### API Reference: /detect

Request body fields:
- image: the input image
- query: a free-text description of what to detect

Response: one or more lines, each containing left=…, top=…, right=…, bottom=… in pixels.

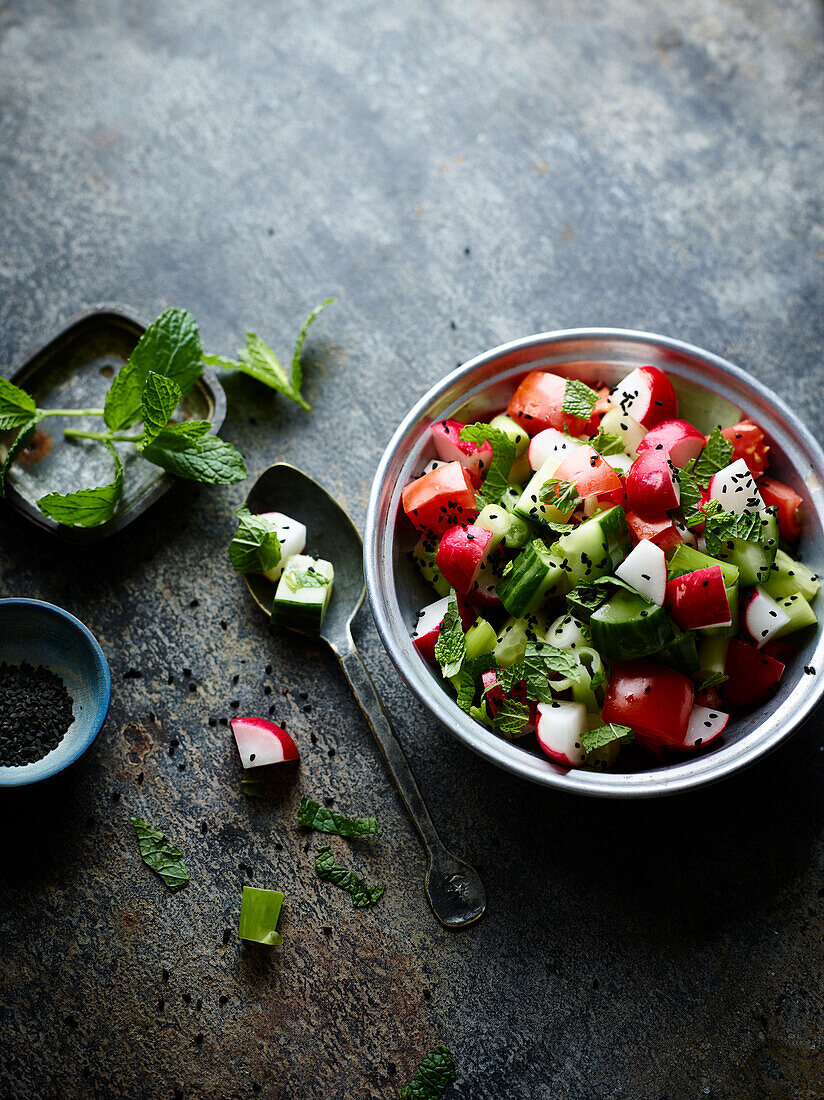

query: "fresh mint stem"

left=38, top=407, right=105, bottom=419
left=63, top=428, right=142, bottom=443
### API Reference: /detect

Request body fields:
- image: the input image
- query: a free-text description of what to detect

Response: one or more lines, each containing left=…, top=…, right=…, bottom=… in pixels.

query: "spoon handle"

left=337, top=645, right=486, bottom=928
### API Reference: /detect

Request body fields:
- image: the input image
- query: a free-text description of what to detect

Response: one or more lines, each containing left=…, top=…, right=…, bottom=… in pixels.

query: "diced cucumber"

left=667, top=544, right=739, bottom=589
left=497, top=539, right=570, bottom=617
left=569, top=647, right=606, bottom=711
left=599, top=407, right=647, bottom=455
left=656, top=624, right=700, bottom=674
left=514, top=457, right=573, bottom=529
left=488, top=414, right=529, bottom=457
left=546, top=612, right=591, bottom=649
left=698, top=635, right=730, bottom=678
left=714, top=512, right=778, bottom=587
left=465, top=617, right=498, bottom=659
left=589, top=587, right=675, bottom=659
left=410, top=535, right=450, bottom=597
left=494, top=614, right=548, bottom=667
left=550, top=506, right=630, bottom=585
left=507, top=452, right=532, bottom=486
left=762, top=548, right=820, bottom=602
left=475, top=504, right=512, bottom=552
left=271, top=555, right=334, bottom=633
left=773, top=592, right=818, bottom=638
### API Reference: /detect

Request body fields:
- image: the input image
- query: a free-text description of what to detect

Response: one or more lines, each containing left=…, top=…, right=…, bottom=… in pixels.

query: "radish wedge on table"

left=231, top=717, right=299, bottom=768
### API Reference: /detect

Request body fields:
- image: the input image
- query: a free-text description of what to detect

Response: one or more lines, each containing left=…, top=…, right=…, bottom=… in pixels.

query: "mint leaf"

left=692, top=426, right=733, bottom=486
left=589, top=428, right=626, bottom=457
left=678, top=464, right=705, bottom=525
left=241, top=775, right=264, bottom=798
left=703, top=506, right=765, bottom=555
left=562, top=378, right=599, bottom=419
left=140, top=430, right=246, bottom=484
left=492, top=696, right=531, bottom=735
left=131, top=816, right=189, bottom=892
left=459, top=423, right=516, bottom=506
left=540, top=478, right=583, bottom=514
left=580, top=723, right=633, bottom=753
left=291, top=297, right=336, bottom=406
left=434, top=589, right=466, bottom=679
left=698, top=672, right=728, bottom=693
left=0, top=377, right=36, bottom=430
left=297, top=797, right=378, bottom=837
left=399, top=1045, right=456, bottom=1100
left=453, top=666, right=478, bottom=712
left=521, top=642, right=556, bottom=704
left=140, top=371, right=181, bottom=444
left=314, top=845, right=385, bottom=907
left=105, top=309, right=202, bottom=429
left=229, top=508, right=282, bottom=575
left=38, top=442, right=123, bottom=527
left=533, top=642, right=582, bottom=680
left=0, top=417, right=38, bottom=497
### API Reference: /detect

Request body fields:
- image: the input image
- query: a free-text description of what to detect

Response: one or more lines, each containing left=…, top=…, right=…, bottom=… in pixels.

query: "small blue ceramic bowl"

left=0, top=599, right=111, bottom=787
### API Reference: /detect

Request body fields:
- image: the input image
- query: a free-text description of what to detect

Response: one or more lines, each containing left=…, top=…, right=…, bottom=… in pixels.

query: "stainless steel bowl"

left=364, top=329, right=824, bottom=797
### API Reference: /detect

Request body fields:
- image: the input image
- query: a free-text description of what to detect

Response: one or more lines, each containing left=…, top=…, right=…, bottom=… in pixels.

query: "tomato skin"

left=602, top=659, right=694, bottom=746
left=758, top=476, right=803, bottom=541
left=506, top=372, right=589, bottom=436
left=625, top=510, right=682, bottom=552
left=720, top=421, right=769, bottom=477
left=401, top=461, right=478, bottom=532
left=553, top=445, right=622, bottom=498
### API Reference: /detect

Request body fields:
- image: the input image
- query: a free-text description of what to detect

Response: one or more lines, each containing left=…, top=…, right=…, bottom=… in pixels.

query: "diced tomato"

left=723, top=639, right=784, bottom=708
left=401, top=461, right=478, bottom=533
left=758, top=476, right=803, bottom=542
left=506, top=371, right=589, bottom=437
left=720, top=421, right=769, bottom=478
left=585, top=386, right=613, bottom=435
left=625, top=509, right=682, bottom=553
left=553, top=445, right=622, bottom=499
left=602, top=659, right=694, bottom=746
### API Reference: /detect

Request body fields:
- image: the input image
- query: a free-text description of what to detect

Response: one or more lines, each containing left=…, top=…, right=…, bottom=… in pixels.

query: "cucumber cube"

left=272, top=554, right=334, bottom=633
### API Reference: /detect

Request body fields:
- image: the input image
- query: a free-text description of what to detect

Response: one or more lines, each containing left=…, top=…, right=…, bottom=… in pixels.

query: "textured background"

left=2, top=0, right=824, bottom=1097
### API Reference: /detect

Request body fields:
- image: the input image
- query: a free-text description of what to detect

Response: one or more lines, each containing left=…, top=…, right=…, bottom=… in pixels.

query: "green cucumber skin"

left=773, top=592, right=818, bottom=639
left=763, top=548, right=820, bottom=602
left=657, top=626, right=701, bottom=674
left=497, top=539, right=570, bottom=618
left=589, top=588, right=675, bottom=660
left=667, top=545, right=739, bottom=588
left=551, top=506, right=630, bottom=586
left=271, top=599, right=325, bottom=632
left=714, top=513, right=779, bottom=587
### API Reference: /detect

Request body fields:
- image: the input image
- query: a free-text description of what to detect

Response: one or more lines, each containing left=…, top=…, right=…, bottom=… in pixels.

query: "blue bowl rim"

left=0, top=598, right=111, bottom=787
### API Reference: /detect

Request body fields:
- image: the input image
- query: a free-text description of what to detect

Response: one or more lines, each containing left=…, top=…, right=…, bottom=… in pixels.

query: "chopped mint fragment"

left=131, top=817, right=190, bottom=892
left=229, top=508, right=282, bottom=575
left=459, top=423, right=516, bottom=506
left=399, top=1044, right=456, bottom=1100
left=434, top=589, right=466, bottom=680
left=703, top=505, right=765, bottom=555
left=283, top=565, right=331, bottom=592
left=589, top=428, right=626, bottom=456
left=580, top=723, right=633, bottom=753
left=297, top=797, right=378, bottom=837
left=492, top=696, right=531, bottom=736
left=562, top=378, right=599, bottom=419
left=698, top=672, right=728, bottom=693
left=539, top=478, right=583, bottom=514
left=314, top=845, right=386, bottom=908
left=692, top=426, right=733, bottom=485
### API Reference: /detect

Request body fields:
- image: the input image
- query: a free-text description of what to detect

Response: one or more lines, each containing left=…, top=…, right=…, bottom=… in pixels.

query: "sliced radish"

left=610, top=366, right=678, bottom=429
left=708, top=458, right=765, bottom=515
left=615, top=539, right=667, bottom=606
left=602, top=452, right=633, bottom=475
left=672, top=518, right=697, bottom=548
left=257, top=512, right=307, bottom=582
left=535, top=701, right=588, bottom=765
left=421, top=458, right=447, bottom=476
left=626, top=450, right=680, bottom=513
left=411, top=595, right=473, bottom=662
left=635, top=419, right=705, bottom=468
left=744, top=587, right=791, bottom=648
left=528, top=428, right=583, bottom=472
left=436, top=524, right=494, bottom=596
left=666, top=566, right=731, bottom=630
left=231, top=716, right=299, bottom=769
left=724, top=639, right=785, bottom=707
left=431, top=419, right=494, bottom=486
left=464, top=560, right=503, bottom=612
left=679, top=705, right=728, bottom=750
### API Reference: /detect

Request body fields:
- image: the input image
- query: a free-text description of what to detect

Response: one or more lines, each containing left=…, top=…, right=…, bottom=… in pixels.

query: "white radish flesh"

left=745, top=587, right=791, bottom=648
left=682, top=705, right=728, bottom=750
left=709, top=459, right=765, bottom=515
left=615, top=539, right=667, bottom=606
left=258, top=512, right=308, bottom=581
left=421, top=458, right=447, bottom=476
left=528, top=428, right=583, bottom=472
left=602, top=452, right=633, bottom=474
left=231, top=717, right=299, bottom=768
left=412, top=596, right=450, bottom=641
left=536, top=701, right=588, bottom=766
left=546, top=613, right=589, bottom=649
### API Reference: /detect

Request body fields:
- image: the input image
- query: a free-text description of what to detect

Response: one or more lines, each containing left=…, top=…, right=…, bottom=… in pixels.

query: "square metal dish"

left=1, top=304, right=226, bottom=540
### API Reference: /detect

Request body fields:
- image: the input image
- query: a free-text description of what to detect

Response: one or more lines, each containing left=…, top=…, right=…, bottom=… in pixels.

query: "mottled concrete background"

left=1, top=1, right=824, bottom=1097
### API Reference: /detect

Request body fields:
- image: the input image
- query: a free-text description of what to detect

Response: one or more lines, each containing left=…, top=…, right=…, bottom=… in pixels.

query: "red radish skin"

left=634, top=731, right=668, bottom=761
left=506, top=371, right=590, bottom=436
left=401, top=461, right=478, bottom=533
left=436, top=524, right=494, bottom=595
left=412, top=595, right=474, bottom=664
left=611, top=366, right=678, bottom=429
left=625, top=510, right=683, bottom=553
left=678, top=705, right=729, bottom=751
left=584, top=386, right=613, bottom=434
left=554, top=445, right=622, bottom=499
left=430, top=419, right=494, bottom=487
left=723, top=639, right=785, bottom=707
left=231, top=717, right=299, bottom=769
left=602, top=660, right=694, bottom=747
left=666, top=566, right=731, bottom=631
left=626, top=450, right=680, bottom=513
left=636, top=419, right=705, bottom=468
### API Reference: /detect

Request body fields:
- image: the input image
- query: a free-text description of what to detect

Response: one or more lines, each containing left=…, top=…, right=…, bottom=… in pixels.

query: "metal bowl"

left=364, top=329, right=824, bottom=797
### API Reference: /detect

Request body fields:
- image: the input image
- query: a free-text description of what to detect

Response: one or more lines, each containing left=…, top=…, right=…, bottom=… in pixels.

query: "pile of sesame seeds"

left=0, top=661, right=74, bottom=767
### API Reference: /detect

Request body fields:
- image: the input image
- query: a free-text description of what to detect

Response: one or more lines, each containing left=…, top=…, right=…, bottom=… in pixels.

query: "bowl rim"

left=0, top=597, right=111, bottom=787
left=364, top=326, right=824, bottom=798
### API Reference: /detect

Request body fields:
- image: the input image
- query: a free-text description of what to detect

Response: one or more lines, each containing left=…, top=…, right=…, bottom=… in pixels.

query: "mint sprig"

left=459, top=423, right=516, bottom=506
left=399, top=1045, right=456, bottom=1100
left=297, top=797, right=378, bottom=837
left=580, top=723, right=633, bottom=753
left=434, top=589, right=466, bottom=679
left=562, top=378, right=599, bottom=419
left=0, top=377, right=37, bottom=431
left=38, top=442, right=124, bottom=527
left=140, top=428, right=247, bottom=485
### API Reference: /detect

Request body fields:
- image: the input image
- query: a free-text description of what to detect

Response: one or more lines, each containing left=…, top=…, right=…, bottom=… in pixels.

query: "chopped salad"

left=401, top=365, right=819, bottom=770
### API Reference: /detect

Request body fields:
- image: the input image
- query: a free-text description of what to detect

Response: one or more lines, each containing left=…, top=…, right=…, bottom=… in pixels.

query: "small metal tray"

left=1, top=304, right=226, bottom=540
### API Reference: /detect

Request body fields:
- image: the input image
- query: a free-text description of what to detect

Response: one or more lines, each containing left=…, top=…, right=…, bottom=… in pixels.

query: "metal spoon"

left=243, top=463, right=486, bottom=928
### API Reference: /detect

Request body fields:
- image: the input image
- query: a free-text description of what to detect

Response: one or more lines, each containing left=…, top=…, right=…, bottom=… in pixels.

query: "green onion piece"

left=238, top=885, right=284, bottom=946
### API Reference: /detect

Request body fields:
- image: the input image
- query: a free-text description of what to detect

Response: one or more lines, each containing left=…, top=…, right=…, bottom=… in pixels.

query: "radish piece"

left=431, top=419, right=494, bottom=485
left=602, top=452, right=633, bottom=475
left=673, top=518, right=697, bottom=548
left=535, top=701, right=588, bottom=765
left=610, top=366, right=678, bottom=428
left=546, top=612, right=589, bottom=649
left=411, top=596, right=451, bottom=664
left=626, top=450, right=680, bottom=513
left=666, top=566, right=731, bottom=630
left=708, top=458, right=765, bottom=515
left=615, top=538, right=667, bottom=606
left=680, top=705, right=728, bottom=750
left=257, top=512, right=307, bottom=582
left=528, top=428, right=583, bottom=472
left=724, top=639, right=784, bottom=707
left=635, top=419, right=705, bottom=468
left=744, top=587, right=791, bottom=648
left=421, top=458, right=446, bottom=476
left=231, top=716, right=299, bottom=769
left=465, top=561, right=503, bottom=612
left=436, top=524, right=494, bottom=595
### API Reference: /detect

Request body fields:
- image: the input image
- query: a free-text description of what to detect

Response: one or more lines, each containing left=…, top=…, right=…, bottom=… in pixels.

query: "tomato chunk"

left=602, top=659, right=694, bottom=746
left=720, top=421, right=769, bottom=477
left=758, top=476, right=803, bottom=542
left=553, top=445, right=622, bottom=499
left=506, top=371, right=589, bottom=436
left=401, top=461, right=478, bottom=533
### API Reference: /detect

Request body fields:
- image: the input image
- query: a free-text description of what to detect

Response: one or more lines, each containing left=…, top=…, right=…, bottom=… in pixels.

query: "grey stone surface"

left=1, top=0, right=824, bottom=1096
